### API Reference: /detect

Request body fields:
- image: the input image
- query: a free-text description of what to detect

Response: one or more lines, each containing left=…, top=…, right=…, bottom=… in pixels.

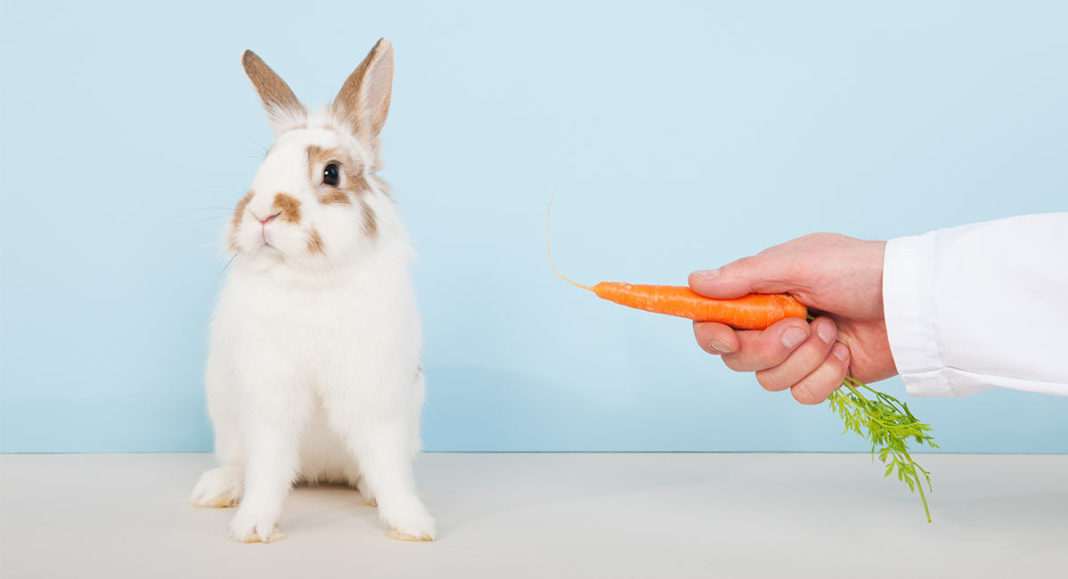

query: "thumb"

left=688, top=255, right=797, bottom=299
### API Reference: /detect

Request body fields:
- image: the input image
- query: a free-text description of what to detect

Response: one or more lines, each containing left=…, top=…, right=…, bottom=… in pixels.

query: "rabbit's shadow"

left=277, top=483, right=378, bottom=536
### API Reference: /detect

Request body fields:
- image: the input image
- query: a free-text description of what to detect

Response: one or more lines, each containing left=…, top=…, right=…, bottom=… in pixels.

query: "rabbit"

left=190, top=38, right=436, bottom=543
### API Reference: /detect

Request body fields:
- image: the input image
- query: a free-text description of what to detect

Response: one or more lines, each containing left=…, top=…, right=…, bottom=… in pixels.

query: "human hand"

left=689, top=233, right=897, bottom=404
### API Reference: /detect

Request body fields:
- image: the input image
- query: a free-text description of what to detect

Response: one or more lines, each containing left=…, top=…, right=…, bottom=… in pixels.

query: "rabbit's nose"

left=256, top=212, right=280, bottom=225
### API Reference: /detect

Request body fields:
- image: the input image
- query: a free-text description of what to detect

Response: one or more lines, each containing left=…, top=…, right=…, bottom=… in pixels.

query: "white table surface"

left=1, top=452, right=1065, bottom=578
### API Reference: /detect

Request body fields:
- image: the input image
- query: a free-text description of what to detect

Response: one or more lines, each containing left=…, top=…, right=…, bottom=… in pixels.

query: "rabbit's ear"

left=242, top=50, right=307, bottom=133
left=333, top=38, right=394, bottom=139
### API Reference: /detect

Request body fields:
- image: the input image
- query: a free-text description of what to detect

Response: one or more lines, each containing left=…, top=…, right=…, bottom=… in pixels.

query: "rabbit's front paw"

left=191, top=465, right=244, bottom=508
left=382, top=500, right=437, bottom=542
left=229, top=507, right=285, bottom=544
left=356, top=477, right=377, bottom=507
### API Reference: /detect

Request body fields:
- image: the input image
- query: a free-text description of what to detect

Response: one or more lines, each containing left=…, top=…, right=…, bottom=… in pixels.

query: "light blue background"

left=2, top=1, right=1065, bottom=453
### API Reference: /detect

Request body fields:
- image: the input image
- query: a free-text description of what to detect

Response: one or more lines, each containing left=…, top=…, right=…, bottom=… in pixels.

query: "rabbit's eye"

left=323, top=163, right=340, bottom=187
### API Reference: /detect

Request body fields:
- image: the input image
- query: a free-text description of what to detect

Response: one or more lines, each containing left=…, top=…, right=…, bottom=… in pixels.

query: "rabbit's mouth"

left=247, top=239, right=283, bottom=260
left=259, top=243, right=282, bottom=255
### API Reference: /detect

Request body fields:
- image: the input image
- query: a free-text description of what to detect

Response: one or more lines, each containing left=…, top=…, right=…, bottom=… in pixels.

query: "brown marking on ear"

left=332, top=38, right=394, bottom=138
left=307, top=228, right=325, bottom=254
left=360, top=197, right=378, bottom=239
left=242, top=51, right=307, bottom=118
left=272, top=193, right=302, bottom=223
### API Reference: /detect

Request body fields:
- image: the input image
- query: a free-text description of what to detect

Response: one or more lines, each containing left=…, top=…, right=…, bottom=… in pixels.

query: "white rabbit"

left=190, top=38, right=435, bottom=543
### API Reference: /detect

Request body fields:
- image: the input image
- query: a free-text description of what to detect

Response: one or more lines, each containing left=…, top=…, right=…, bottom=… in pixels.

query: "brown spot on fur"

left=232, top=191, right=253, bottom=228
left=307, top=228, right=325, bottom=254
left=345, top=164, right=372, bottom=196
left=230, top=191, right=254, bottom=250
left=306, top=144, right=374, bottom=204
left=320, top=189, right=351, bottom=205
left=272, top=193, right=302, bottom=223
left=304, top=143, right=379, bottom=239
left=306, top=145, right=345, bottom=186
left=360, top=197, right=378, bottom=239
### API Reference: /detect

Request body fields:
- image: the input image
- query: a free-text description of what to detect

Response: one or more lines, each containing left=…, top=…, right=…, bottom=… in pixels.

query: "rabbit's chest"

left=220, top=280, right=413, bottom=353
left=238, top=291, right=398, bottom=341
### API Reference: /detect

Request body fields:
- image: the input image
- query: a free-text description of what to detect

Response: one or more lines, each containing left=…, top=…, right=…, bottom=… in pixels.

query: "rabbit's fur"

left=191, top=39, right=435, bottom=543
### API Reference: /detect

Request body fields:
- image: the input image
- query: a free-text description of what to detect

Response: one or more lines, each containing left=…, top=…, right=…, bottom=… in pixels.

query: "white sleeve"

left=882, top=212, right=1068, bottom=397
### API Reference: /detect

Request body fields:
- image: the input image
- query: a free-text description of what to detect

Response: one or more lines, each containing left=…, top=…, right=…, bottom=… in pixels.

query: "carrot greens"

left=829, top=376, right=937, bottom=522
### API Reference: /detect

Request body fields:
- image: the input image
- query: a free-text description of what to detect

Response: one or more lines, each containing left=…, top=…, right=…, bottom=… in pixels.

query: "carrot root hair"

left=546, top=186, right=594, bottom=291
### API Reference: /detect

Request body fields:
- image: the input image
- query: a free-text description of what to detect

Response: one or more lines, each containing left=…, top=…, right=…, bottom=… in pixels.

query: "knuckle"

left=755, top=346, right=789, bottom=370
left=721, top=354, right=748, bottom=372
left=782, top=341, right=822, bottom=372
left=800, top=232, right=845, bottom=245
left=725, top=255, right=760, bottom=275
left=752, top=350, right=778, bottom=369
left=728, top=256, right=752, bottom=270
left=790, top=390, right=820, bottom=403
left=791, top=357, right=847, bottom=405
left=755, top=371, right=787, bottom=392
left=824, top=346, right=850, bottom=378
left=830, top=358, right=849, bottom=385
left=791, top=383, right=825, bottom=405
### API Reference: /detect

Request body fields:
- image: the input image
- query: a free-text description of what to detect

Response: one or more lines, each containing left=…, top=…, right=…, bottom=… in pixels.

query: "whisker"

left=188, top=206, right=238, bottom=213
left=222, top=253, right=237, bottom=274
left=190, top=216, right=230, bottom=224
left=197, top=185, right=247, bottom=196
left=245, top=136, right=270, bottom=156
left=317, top=247, right=339, bottom=275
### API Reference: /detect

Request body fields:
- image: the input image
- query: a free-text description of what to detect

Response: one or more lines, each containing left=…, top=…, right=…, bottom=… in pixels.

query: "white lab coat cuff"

left=883, top=232, right=957, bottom=397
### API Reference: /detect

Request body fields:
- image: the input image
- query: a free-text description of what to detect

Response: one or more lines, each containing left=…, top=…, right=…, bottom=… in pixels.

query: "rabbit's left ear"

left=242, top=50, right=307, bottom=133
left=333, top=38, right=394, bottom=139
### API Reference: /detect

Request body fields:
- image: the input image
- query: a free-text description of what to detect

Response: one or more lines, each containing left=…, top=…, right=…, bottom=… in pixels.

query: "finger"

left=720, top=317, right=811, bottom=372
left=754, top=317, right=838, bottom=392
left=688, top=255, right=798, bottom=299
left=693, top=322, right=739, bottom=355
left=790, top=342, right=851, bottom=405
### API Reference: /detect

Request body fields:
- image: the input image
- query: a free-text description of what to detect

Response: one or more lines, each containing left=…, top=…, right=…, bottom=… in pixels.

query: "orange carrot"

left=589, top=283, right=806, bottom=330
left=547, top=189, right=808, bottom=330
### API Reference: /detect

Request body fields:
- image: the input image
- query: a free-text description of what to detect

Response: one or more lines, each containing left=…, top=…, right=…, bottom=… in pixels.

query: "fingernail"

left=782, top=327, right=806, bottom=349
left=692, top=268, right=720, bottom=279
left=832, top=343, right=850, bottom=362
left=708, top=338, right=733, bottom=354
left=817, top=320, right=836, bottom=343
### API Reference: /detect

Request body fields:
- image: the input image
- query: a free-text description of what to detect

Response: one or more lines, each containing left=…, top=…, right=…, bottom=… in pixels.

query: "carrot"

left=546, top=190, right=808, bottom=330
left=590, top=283, right=805, bottom=330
